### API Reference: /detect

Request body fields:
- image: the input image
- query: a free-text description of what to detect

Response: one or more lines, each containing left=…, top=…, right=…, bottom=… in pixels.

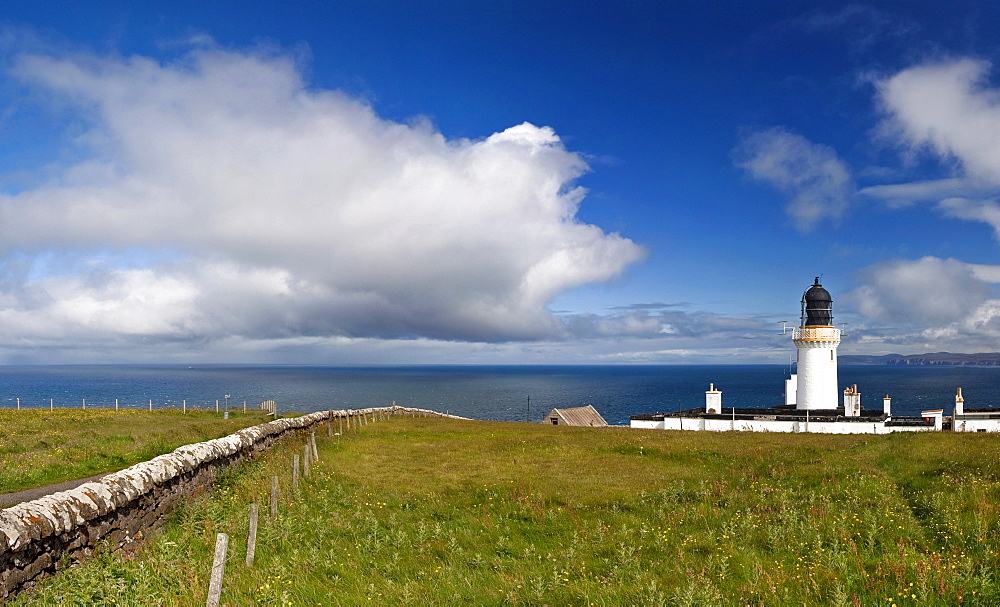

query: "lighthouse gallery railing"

left=791, top=326, right=841, bottom=341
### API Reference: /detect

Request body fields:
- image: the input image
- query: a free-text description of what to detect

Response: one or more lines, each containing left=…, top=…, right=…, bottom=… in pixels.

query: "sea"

left=0, top=364, right=996, bottom=426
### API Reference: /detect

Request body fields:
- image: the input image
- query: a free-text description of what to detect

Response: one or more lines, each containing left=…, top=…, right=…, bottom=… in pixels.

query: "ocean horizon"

left=0, top=364, right=995, bottom=426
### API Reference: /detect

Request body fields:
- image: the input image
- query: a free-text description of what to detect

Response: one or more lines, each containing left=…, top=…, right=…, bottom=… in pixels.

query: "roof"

left=544, top=405, right=608, bottom=427
left=802, top=277, right=833, bottom=326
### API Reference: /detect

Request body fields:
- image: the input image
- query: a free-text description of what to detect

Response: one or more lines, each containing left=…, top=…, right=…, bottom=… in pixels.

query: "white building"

left=791, top=278, right=840, bottom=410
left=630, top=278, right=1000, bottom=434
left=630, top=381, right=936, bottom=434
left=952, top=387, right=1000, bottom=432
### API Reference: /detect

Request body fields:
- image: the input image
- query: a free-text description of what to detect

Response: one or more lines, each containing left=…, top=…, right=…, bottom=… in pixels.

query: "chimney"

left=843, top=385, right=861, bottom=417
left=705, top=383, right=722, bottom=415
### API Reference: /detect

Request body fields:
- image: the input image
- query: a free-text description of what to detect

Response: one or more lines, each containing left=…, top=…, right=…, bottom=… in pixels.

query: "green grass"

left=13, top=417, right=1000, bottom=605
left=0, top=408, right=272, bottom=494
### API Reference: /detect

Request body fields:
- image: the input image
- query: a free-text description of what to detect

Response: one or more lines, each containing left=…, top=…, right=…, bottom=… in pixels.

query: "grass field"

left=11, top=415, right=1000, bottom=605
left=0, top=408, right=273, bottom=494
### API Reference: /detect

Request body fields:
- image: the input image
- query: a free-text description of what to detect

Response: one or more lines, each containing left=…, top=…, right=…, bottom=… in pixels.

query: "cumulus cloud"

left=877, top=58, right=1000, bottom=183
left=847, top=257, right=993, bottom=325
left=733, top=127, right=854, bottom=231
left=0, top=43, right=645, bottom=351
left=837, top=257, right=1000, bottom=354
left=861, top=58, right=1000, bottom=237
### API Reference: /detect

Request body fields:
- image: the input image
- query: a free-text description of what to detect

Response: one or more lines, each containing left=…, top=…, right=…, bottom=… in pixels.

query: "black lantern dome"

left=800, top=277, right=833, bottom=327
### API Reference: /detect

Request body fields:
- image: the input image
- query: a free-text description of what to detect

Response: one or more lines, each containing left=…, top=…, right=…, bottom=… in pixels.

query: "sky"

left=0, top=1, right=998, bottom=364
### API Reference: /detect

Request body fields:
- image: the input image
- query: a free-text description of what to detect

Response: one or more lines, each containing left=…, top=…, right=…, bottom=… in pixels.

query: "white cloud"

left=835, top=257, right=1000, bottom=355
left=847, top=256, right=993, bottom=325
left=877, top=58, right=1000, bottom=184
left=859, top=59, right=1000, bottom=243
left=968, top=263, right=1000, bottom=283
left=935, top=197, right=1000, bottom=240
left=734, top=127, right=854, bottom=231
left=0, top=43, right=645, bottom=351
left=859, top=177, right=987, bottom=207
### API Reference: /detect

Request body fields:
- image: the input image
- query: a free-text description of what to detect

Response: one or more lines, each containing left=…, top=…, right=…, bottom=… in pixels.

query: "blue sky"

left=0, top=1, right=998, bottom=364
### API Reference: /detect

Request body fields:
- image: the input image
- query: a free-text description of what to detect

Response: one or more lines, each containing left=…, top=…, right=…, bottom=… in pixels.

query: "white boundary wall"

left=631, top=417, right=934, bottom=434
left=955, top=417, right=1000, bottom=432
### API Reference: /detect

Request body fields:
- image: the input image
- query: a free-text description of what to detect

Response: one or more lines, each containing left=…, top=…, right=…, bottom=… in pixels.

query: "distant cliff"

left=840, top=352, right=1000, bottom=366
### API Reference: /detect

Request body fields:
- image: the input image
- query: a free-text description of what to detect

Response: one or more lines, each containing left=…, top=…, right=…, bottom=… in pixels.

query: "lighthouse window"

left=830, top=350, right=834, bottom=361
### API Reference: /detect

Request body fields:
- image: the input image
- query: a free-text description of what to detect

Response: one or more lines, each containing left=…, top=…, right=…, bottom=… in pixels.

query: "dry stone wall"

left=0, top=410, right=331, bottom=600
left=0, top=405, right=465, bottom=600
left=0, top=405, right=467, bottom=600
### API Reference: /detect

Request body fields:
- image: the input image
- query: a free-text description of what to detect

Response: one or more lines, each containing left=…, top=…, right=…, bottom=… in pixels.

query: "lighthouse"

left=792, top=277, right=841, bottom=410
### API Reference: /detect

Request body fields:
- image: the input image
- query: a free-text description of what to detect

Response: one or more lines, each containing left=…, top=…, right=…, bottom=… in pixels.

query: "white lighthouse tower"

left=792, top=277, right=841, bottom=410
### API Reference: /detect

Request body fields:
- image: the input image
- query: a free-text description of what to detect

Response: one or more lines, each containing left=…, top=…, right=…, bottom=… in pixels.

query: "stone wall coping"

left=1, top=410, right=322, bottom=551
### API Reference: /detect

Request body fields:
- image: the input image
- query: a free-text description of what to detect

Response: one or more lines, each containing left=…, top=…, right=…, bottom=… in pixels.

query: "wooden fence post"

left=270, top=476, right=278, bottom=517
left=206, top=532, right=229, bottom=607
left=311, top=432, right=319, bottom=462
left=303, top=442, right=311, bottom=477
left=183, top=399, right=187, bottom=414
left=293, top=454, right=300, bottom=490
left=328, top=418, right=332, bottom=437
left=246, top=504, right=259, bottom=567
